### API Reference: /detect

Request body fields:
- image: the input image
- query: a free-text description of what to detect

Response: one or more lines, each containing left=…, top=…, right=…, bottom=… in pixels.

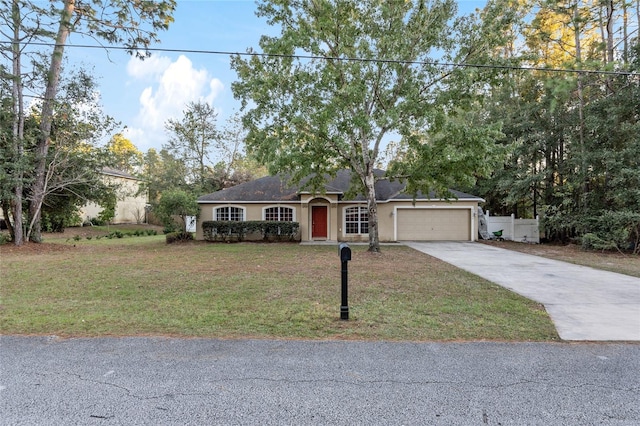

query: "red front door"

left=312, top=206, right=328, bottom=239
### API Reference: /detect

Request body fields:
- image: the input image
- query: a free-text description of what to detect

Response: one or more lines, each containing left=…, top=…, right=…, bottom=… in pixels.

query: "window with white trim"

left=264, top=206, right=294, bottom=222
left=215, top=206, right=244, bottom=221
left=345, top=206, right=368, bottom=234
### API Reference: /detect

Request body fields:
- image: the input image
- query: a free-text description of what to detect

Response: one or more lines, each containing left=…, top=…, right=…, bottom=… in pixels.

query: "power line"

left=3, top=40, right=639, bottom=77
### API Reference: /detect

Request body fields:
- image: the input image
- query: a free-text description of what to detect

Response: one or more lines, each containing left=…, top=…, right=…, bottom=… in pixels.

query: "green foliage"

left=470, top=14, right=640, bottom=246
left=164, top=101, right=220, bottom=195
left=202, top=221, right=300, bottom=242
left=140, top=148, right=190, bottom=203
left=97, top=191, right=117, bottom=225
left=0, top=232, right=11, bottom=245
left=232, top=0, right=513, bottom=251
left=578, top=211, right=640, bottom=254
left=2, top=0, right=176, bottom=243
left=155, top=189, right=199, bottom=231
left=165, top=231, right=194, bottom=244
left=41, top=203, right=82, bottom=233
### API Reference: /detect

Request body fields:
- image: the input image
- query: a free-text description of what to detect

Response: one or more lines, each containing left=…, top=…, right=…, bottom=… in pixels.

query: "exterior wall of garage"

left=390, top=201, right=479, bottom=242
left=335, top=200, right=479, bottom=243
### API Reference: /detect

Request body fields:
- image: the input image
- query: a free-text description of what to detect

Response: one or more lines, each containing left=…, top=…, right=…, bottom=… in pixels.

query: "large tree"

left=0, top=0, right=56, bottom=245
left=1, top=66, right=117, bottom=239
left=472, top=0, right=640, bottom=250
left=105, top=133, right=143, bottom=174
left=232, top=0, right=513, bottom=252
left=24, top=0, right=176, bottom=242
left=164, top=101, right=220, bottom=194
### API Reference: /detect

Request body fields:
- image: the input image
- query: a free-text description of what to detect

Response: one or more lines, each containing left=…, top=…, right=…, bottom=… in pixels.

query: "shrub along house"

left=196, top=170, right=483, bottom=243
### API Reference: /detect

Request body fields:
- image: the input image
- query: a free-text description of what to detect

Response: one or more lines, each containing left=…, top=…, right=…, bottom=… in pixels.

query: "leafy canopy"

left=232, top=0, right=512, bottom=250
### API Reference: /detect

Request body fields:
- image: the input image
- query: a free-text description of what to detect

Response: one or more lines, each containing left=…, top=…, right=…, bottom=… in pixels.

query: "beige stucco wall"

left=80, top=175, right=147, bottom=224
left=197, top=198, right=480, bottom=242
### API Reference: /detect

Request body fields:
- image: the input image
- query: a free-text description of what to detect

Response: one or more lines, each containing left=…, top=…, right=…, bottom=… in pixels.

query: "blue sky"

left=68, top=0, right=487, bottom=153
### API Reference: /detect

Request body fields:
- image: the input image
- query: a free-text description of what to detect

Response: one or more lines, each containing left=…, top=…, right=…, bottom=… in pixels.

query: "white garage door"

left=397, top=209, right=471, bottom=241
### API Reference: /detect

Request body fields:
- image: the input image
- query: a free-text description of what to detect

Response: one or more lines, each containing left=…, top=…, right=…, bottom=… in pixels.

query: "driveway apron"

left=403, top=242, right=640, bottom=341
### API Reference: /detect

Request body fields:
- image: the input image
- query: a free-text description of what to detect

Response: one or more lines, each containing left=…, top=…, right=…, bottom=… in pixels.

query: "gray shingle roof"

left=197, top=169, right=483, bottom=202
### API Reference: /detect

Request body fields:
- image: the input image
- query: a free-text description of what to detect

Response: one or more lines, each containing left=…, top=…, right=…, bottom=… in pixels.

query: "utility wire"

left=3, top=40, right=640, bottom=77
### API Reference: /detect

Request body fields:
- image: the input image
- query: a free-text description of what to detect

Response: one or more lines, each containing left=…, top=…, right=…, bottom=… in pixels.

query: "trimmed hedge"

left=202, top=221, right=300, bottom=242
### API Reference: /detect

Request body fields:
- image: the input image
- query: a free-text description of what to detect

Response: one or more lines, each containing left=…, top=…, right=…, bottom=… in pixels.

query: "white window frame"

left=262, top=206, right=296, bottom=222
left=344, top=205, right=369, bottom=235
left=214, top=206, right=245, bottom=221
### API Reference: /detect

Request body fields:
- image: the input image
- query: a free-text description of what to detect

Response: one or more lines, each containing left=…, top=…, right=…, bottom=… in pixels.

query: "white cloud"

left=126, top=55, right=173, bottom=80
left=126, top=54, right=224, bottom=150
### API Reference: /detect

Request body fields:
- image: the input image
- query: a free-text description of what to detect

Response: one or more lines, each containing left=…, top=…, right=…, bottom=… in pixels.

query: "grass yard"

left=0, top=235, right=559, bottom=341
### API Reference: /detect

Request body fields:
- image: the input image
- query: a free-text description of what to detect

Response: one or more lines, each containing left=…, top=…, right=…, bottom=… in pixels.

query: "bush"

left=202, top=221, right=300, bottom=242
left=85, top=217, right=106, bottom=226
left=579, top=211, right=640, bottom=254
left=0, top=232, right=10, bottom=245
left=155, top=190, right=199, bottom=233
left=109, top=230, right=124, bottom=239
left=163, top=224, right=177, bottom=234
left=166, top=231, right=194, bottom=244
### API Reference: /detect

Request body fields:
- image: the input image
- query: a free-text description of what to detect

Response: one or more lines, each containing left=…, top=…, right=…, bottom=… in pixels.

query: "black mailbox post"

left=338, top=243, right=351, bottom=320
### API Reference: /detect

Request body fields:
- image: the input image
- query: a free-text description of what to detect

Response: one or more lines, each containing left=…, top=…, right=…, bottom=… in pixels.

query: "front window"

left=345, top=206, right=368, bottom=234
left=264, top=206, right=294, bottom=221
left=215, top=206, right=244, bottom=221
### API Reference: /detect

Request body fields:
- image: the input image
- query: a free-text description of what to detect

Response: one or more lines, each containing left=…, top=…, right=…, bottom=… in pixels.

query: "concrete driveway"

left=403, top=242, right=640, bottom=341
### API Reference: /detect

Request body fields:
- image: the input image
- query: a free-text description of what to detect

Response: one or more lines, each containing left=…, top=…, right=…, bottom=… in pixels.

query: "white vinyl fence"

left=484, top=211, right=540, bottom=243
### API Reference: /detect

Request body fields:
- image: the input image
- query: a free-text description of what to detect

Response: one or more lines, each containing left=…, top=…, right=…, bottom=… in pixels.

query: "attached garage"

left=396, top=208, right=472, bottom=241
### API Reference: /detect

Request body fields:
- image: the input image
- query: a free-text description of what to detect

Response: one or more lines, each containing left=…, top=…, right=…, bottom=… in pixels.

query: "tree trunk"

left=637, top=0, right=640, bottom=49
left=363, top=166, right=380, bottom=253
left=27, top=0, right=75, bottom=242
left=606, top=1, right=615, bottom=65
left=622, top=1, right=628, bottom=63
left=10, top=0, right=24, bottom=245
left=573, top=2, right=588, bottom=214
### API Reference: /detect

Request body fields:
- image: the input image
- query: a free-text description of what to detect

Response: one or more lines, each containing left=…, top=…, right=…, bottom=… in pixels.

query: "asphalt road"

left=1, top=336, right=639, bottom=425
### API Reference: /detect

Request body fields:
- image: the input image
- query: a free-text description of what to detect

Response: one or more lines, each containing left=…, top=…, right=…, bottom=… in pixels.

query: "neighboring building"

left=196, top=170, right=483, bottom=243
left=81, top=168, right=148, bottom=224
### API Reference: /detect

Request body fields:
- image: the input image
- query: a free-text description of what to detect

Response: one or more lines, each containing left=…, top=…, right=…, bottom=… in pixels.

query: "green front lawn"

left=0, top=238, right=558, bottom=341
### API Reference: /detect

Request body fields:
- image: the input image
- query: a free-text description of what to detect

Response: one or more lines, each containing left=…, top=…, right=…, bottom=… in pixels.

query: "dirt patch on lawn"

left=0, top=241, right=77, bottom=255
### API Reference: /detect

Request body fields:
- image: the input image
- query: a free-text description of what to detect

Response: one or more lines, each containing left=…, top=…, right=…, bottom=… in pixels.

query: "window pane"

left=360, top=208, right=369, bottom=234
left=216, top=207, right=243, bottom=221
left=345, top=207, right=367, bottom=234
left=346, top=223, right=359, bottom=234
left=230, top=207, right=243, bottom=221
left=265, top=207, right=293, bottom=221
left=280, top=207, right=292, bottom=221
left=265, top=207, right=278, bottom=221
left=216, top=207, right=228, bottom=221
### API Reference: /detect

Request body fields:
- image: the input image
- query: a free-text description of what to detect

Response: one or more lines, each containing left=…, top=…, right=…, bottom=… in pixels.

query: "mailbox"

left=338, top=243, right=351, bottom=320
left=339, top=243, right=351, bottom=262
